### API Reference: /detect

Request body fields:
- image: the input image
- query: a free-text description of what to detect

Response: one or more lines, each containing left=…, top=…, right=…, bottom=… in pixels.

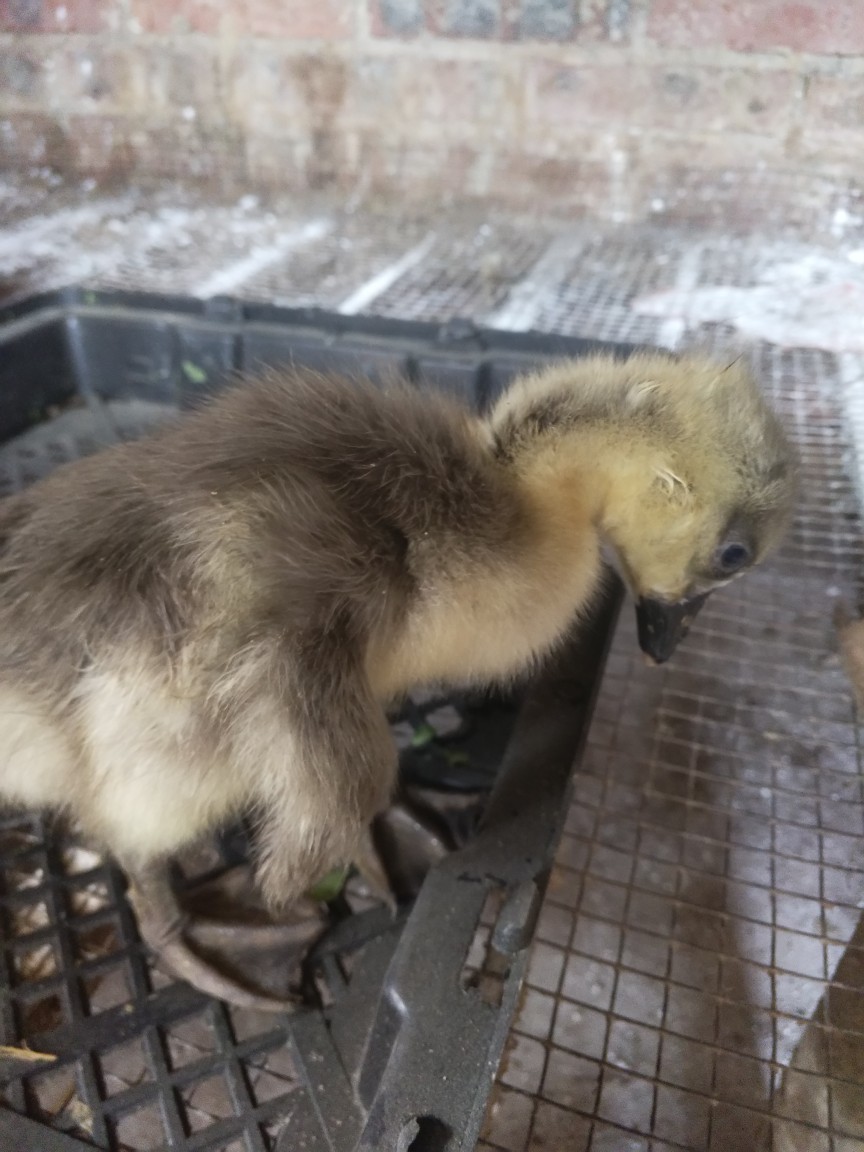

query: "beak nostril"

left=635, top=591, right=711, bottom=663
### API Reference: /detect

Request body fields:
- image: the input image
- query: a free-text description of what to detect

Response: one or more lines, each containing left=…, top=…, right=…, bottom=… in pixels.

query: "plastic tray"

left=0, top=288, right=626, bottom=1152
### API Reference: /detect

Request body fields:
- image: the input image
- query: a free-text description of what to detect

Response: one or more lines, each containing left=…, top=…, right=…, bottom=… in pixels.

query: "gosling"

left=0, top=351, right=796, bottom=1007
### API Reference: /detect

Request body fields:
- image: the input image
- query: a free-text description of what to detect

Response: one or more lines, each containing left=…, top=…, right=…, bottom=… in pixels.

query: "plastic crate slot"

left=460, top=885, right=509, bottom=1008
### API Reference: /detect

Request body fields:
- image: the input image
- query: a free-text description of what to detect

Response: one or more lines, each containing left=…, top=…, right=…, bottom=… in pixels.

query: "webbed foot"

left=126, top=860, right=326, bottom=1011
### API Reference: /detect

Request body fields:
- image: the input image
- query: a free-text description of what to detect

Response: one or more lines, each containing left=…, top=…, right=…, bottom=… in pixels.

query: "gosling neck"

left=492, top=420, right=650, bottom=537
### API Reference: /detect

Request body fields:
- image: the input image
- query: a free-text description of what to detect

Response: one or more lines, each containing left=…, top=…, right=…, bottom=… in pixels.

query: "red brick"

left=0, top=0, right=113, bottom=32
left=804, top=73, right=864, bottom=133
left=130, top=0, right=221, bottom=34
left=485, top=151, right=617, bottom=214
left=47, top=0, right=111, bottom=30
left=244, top=133, right=307, bottom=189
left=342, top=56, right=402, bottom=128
left=226, top=49, right=357, bottom=139
left=799, top=74, right=864, bottom=163
left=65, top=113, right=134, bottom=183
left=0, top=110, right=73, bottom=169
left=291, top=53, right=350, bottom=120
left=368, top=0, right=425, bottom=37
left=649, top=0, right=864, bottom=56
left=0, top=46, right=44, bottom=104
left=242, top=0, right=354, bottom=38
left=633, top=129, right=786, bottom=172
left=225, top=48, right=308, bottom=131
left=528, top=62, right=797, bottom=137
left=395, top=58, right=522, bottom=141
left=0, top=0, right=41, bottom=30
left=227, top=53, right=519, bottom=168
left=352, top=131, right=483, bottom=202
left=132, top=0, right=353, bottom=36
left=517, top=0, right=631, bottom=42
left=48, top=43, right=142, bottom=112
left=141, top=44, right=221, bottom=122
left=433, top=0, right=500, bottom=39
left=370, top=0, right=632, bottom=41
left=126, top=123, right=245, bottom=187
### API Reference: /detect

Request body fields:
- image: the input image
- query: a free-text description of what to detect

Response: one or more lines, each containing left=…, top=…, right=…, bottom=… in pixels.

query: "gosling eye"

left=715, top=541, right=752, bottom=576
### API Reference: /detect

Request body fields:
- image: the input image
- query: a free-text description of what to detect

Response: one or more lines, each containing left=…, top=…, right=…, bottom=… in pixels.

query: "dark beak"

left=635, top=591, right=711, bottom=664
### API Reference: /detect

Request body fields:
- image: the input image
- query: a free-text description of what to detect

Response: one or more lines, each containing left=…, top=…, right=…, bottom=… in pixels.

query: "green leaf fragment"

left=308, top=867, right=348, bottom=902
left=443, top=750, right=470, bottom=767
left=410, top=722, right=437, bottom=748
left=181, top=360, right=208, bottom=384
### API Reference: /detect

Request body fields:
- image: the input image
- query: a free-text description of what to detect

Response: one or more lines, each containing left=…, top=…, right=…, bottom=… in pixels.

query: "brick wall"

left=1, top=0, right=862, bottom=233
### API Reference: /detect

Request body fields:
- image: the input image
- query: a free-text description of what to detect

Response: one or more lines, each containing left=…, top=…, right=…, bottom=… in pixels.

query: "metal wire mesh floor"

left=480, top=352, right=864, bottom=1149
left=2, top=178, right=864, bottom=1150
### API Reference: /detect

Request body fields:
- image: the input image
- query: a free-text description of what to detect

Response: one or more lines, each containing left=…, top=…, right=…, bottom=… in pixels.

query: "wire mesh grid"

left=516, top=231, right=677, bottom=346
left=0, top=190, right=559, bottom=325
left=479, top=343, right=864, bottom=1151
left=0, top=181, right=863, bottom=1150
left=361, top=223, right=552, bottom=322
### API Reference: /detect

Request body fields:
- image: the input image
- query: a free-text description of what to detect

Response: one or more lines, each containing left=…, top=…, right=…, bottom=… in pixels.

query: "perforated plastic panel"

left=0, top=810, right=298, bottom=1151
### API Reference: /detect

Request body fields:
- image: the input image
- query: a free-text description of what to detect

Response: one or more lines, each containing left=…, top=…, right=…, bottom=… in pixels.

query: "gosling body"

left=0, top=352, right=795, bottom=1002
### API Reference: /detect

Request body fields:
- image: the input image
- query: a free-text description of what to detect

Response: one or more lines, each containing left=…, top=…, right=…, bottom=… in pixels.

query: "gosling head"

left=491, top=351, right=797, bottom=664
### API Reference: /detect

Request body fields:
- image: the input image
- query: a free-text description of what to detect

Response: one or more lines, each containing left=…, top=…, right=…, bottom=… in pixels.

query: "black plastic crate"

left=0, top=288, right=626, bottom=1152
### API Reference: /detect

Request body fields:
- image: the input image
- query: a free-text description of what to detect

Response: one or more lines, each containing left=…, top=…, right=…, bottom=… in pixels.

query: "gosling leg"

left=125, top=859, right=324, bottom=1012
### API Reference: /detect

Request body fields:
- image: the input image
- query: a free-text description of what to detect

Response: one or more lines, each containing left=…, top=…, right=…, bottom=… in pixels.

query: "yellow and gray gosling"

left=0, top=351, right=795, bottom=1006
